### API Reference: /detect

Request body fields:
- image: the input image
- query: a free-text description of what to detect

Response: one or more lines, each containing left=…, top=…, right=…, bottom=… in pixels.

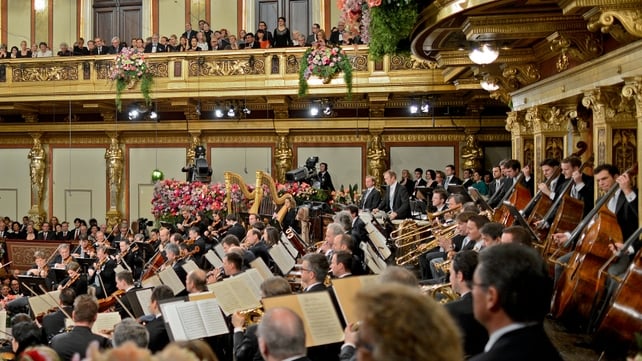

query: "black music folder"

left=447, top=185, right=473, bottom=203
left=502, top=201, right=540, bottom=243
left=18, top=275, right=48, bottom=294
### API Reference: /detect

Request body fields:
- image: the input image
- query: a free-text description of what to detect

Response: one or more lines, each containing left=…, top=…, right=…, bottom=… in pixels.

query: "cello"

left=492, top=173, right=532, bottom=226
left=594, top=228, right=642, bottom=347
left=540, top=155, right=594, bottom=261
left=551, top=164, right=637, bottom=321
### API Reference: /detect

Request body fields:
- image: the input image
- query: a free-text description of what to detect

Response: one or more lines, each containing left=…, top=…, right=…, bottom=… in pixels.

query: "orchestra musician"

left=225, top=214, right=246, bottom=241
left=72, top=236, right=95, bottom=259
left=487, top=159, right=520, bottom=208
left=116, top=238, right=143, bottom=279
left=26, top=250, right=57, bottom=287
left=58, top=261, right=87, bottom=296
left=111, top=222, right=131, bottom=247
left=145, top=285, right=174, bottom=353
left=187, top=227, right=207, bottom=267
left=49, top=244, right=75, bottom=270
left=114, top=270, right=140, bottom=319
left=161, top=243, right=187, bottom=292
left=373, top=170, right=411, bottom=220
left=176, top=207, right=198, bottom=234
left=359, top=175, right=381, bottom=211
left=88, top=246, right=117, bottom=298
left=42, top=288, right=76, bottom=341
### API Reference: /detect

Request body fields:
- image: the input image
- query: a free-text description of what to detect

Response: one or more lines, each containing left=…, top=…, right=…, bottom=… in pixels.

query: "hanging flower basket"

left=298, top=44, right=352, bottom=97
left=110, top=48, right=153, bottom=111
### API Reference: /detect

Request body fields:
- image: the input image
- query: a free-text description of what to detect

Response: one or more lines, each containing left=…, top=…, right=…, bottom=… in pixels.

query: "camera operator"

left=182, top=145, right=212, bottom=183
left=318, top=162, right=334, bottom=191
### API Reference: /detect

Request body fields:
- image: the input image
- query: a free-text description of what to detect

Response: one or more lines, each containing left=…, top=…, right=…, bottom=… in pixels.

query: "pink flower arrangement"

left=110, top=47, right=152, bottom=111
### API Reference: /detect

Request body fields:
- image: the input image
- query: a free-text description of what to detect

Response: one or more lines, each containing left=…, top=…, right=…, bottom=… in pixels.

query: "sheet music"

left=175, top=302, right=207, bottom=340
left=364, top=222, right=391, bottom=259
left=250, top=258, right=273, bottom=280
left=160, top=301, right=187, bottom=341
left=65, top=312, right=121, bottom=333
left=332, top=276, right=379, bottom=325
left=214, top=244, right=226, bottom=259
left=269, top=243, right=296, bottom=274
left=298, top=293, right=344, bottom=346
left=280, top=233, right=299, bottom=259
left=244, top=269, right=264, bottom=299
left=188, top=291, right=215, bottom=301
left=114, top=264, right=126, bottom=274
left=197, top=299, right=229, bottom=336
left=359, top=243, right=383, bottom=275
left=182, top=259, right=199, bottom=274
left=0, top=311, right=6, bottom=337
left=205, top=250, right=223, bottom=268
left=208, top=276, right=261, bottom=315
left=28, top=290, right=61, bottom=315
left=158, top=267, right=186, bottom=295
left=142, top=275, right=163, bottom=288
left=135, top=288, right=153, bottom=316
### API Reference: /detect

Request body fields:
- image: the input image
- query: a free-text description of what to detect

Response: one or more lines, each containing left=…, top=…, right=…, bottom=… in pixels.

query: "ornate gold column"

left=582, top=85, right=637, bottom=169
left=274, top=133, right=293, bottom=184
left=27, top=133, right=46, bottom=228
left=366, top=131, right=387, bottom=187
left=528, top=105, right=571, bottom=184
left=505, top=110, right=533, bottom=167
left=105, top=133, right=124, bottom=228
left=622, top=76, right=642, bottom=222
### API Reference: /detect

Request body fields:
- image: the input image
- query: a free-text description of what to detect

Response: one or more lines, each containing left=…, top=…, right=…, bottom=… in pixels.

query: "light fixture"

left=227, top=105, right=236, bottom=118
left=468, top=43, right=499, bottom=65
left=322, top=102, right=333, bottom=116
left=409, top=101, right=419, bottom=114
left=420, top=100, right=430, bottom=113
left=127, top=103, right=159, bottom=121
left=310, top=104, right=319, bottom=116
left=149, top=111, right=158, bottom=121
left=214, top=106, right=224, bottom=118
left=480, top=74, right=500, bottom=92
left=34, top=0, right=46, bottom=12
left=128, top=109, right=140, bottom=120
left=241, top=104, right=251, bottom=115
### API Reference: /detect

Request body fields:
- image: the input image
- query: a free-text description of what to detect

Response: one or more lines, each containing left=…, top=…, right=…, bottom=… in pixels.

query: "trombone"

left=428, top=204, right=462, bottom=225
left=395, top=223, right=459, bottom=266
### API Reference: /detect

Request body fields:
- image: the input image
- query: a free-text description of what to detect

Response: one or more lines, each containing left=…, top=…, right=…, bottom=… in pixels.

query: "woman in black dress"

left=272, top=17, right=293, bottom=48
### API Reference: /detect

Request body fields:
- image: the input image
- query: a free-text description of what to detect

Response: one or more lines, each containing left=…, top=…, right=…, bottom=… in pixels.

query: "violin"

left=36, top=307, right=58, bottom=323
left=98, top=289, right=125, bottom=313
left=61, top=273, right=79, bottom=290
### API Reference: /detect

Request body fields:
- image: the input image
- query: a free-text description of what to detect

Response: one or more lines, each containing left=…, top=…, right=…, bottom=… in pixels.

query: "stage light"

left=128, top=109, right=140, bottom=120
left=149, top=111, right=158, bottom=121
left=468, top=43, right=499, bottom=65
left=420, top=101, right=430, bottom=113
left=214, top=108, right=224, bottom=118
left=227, top=106, right=236, bottom=118
left=310, top=104, right=319, bottom=116
left=241, top=105, right=251, bottom=115
left=409, top=102, right=418, bottom=114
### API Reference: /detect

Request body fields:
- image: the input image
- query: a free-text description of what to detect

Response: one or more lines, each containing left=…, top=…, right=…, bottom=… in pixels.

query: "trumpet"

left=238, top=307, right=264, bottom=327
left=435, top=259, right=452, bottom=274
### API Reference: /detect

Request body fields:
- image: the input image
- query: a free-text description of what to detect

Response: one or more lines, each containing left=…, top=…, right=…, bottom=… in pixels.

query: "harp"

left=224, top=171, right=261, bottom=216
left=256, top=171, right=295, bottom=224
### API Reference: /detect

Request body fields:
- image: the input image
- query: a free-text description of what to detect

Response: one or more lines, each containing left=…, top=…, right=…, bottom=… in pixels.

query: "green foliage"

left=298, top=45, right=353, bottom=97
left=368, top=1, right=418, bottom=60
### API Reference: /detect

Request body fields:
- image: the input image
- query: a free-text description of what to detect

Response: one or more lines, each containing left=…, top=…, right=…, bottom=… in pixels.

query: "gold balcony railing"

left=0, top=46, right=451, bottom=104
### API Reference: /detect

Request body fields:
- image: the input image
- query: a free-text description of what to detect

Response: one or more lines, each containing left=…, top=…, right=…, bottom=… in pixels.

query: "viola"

left=61, top=273, right=80, bottom=290
left=98, top=289, right=125, bottom=313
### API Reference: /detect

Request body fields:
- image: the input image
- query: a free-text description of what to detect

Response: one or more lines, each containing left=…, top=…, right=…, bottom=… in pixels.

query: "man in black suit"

left=145, top=284, right=174, bottom=353
left=182, top=23, right=197, bottom=41
left=359, top=176, right=381, bottom=211
left=225, top=214, right=246, bottom=241
left=57, top=221, right=73, bottom=241
left=114, top=270, right=139, bottom=319
left=246, top=228, right=271, bottom=266
left=144, top=33, right=166, bottom=53
left=487, top=159, right=521, bottom=208
left=444, top=164, right=463, bottom=186
left=412, top=167, right=428, bottom=198
left=258, top=308, right=312, bottom=361
left=37, top=222, right=55, bottom=240
left=446, top=250, right=488, bottom=358
left=301, top=253, right=328, bottom=292
left=50, top=294, right=112, bottom=360
left=329, top=21, right=346, bottom=45
left=92, top=37, right=107, bottom=55
left=469, top=244, right=562, bottom=361
left=242, top=33, right=260, bottom=49
left=461, top=168, right=475, bottom=188
left=88, top=246, right=117, bottom=298
left=487, top=166, right=503, bottom=198
left=374, top=170, right=410, bottom=220
left=107, top=36, right=124, bottom=54
left=306, top=23, right=321, bottom=46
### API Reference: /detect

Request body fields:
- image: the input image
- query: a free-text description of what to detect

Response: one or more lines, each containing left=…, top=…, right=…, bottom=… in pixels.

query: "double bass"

left=492, top=173, right=532, bottom=226
left=551, top=164, right=637, bottom=322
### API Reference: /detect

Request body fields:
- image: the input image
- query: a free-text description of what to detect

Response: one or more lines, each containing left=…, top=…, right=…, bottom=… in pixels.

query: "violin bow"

left=38, top=284, right=72, bottom=320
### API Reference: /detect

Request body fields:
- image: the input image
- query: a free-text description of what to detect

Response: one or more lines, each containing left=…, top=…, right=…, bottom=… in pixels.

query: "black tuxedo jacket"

left=144, top=43, right=166, bottom=53
left=182, top=30, right=197, bottom=40
left=488, top=177, right=512, bottom=208
left=488, top=178, right=502, bottom=197
left=319, top=171, right=335, bottom=192
left=249, top=241, right=271, bottom=268
left=107, top=44, right=124, bottom=54
left=468, top=324, right=562, bottom=361
left=146, top=316, right=170, bottom=353
left=50, top=326, right=111, bottom=361
left=57, top=231, right=73, bottom=241
left=92, top=258, right=117, bottom=297
left=227, top=223, right=246, bottom=242
left=445, top=292, right=488, bottom=358
left=241, top=42, right=260, bottom=49
left=42, top=306, right=73, bottom=341
left=360, top=188, right=381, bottom=211
left=377, top=183, right=411, bottom=219
left=462, top=178, right=474, bottom=189
left=446, top=175, right=463, bottom=186
left=614, top=189, right=639, bottom=248
left=37, top=231, right=56, bottom=240
left=575, top=174, right=595, bottom=217
left=304, top=283, right=327, bottom=293
left=233, top=324, right=262, bottom=361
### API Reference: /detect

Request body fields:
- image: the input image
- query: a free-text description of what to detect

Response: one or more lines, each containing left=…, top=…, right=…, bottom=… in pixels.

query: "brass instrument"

left=238, top=307, right=264, bottom=327
left=421, top=283, right=459, bottom=304
left=395, top=223, right=459, bottom=266
left=435, top=259, right=452, bottom=274
left=427, top=204, right=462, bottom=224
left=391, top=219, right=433, bottom=248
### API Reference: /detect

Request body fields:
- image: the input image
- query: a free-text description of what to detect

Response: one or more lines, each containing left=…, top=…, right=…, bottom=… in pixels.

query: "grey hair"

left=257, top=308, right=306, bottom=358
left=112, top=318, right=149, bottom=348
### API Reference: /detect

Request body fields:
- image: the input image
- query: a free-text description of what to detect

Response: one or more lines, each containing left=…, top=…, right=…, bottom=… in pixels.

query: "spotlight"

left=241, top=105, right=251, bottom=115
left=149, top=111, right=158, bottom=121
left=310, top=104, right=319, bottom=116
left=214, top=108, right=224, bottom=118
left=227, top=106, right=236, bottom=118
left=195, top=104, right=201, bottom=116
left=409, top=103, right=418, bottom=114
left=322, top=104, right=333, bottom=116
left=128, top=109, right=140, bottom=120
left=420, top=100, right=430, bottom=113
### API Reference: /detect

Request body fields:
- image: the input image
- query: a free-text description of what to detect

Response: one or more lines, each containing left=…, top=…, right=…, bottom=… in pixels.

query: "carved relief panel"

left=612, top=129, right=637, bottom=172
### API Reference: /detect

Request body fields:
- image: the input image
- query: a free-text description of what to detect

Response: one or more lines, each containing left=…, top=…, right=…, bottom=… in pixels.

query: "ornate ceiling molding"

left=505, top=111, right=532, bottom=134
left=527, top=105, right=574, bottom=133
left=587, top=8, right=642, bottom=39
left=583, top=85, right=636, bottom=123
left=548, top=31, right=603, bottom=72
left=462, top=14, right=588, bottom=41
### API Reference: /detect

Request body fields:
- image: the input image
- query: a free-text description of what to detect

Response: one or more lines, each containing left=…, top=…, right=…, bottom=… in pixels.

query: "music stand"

left=468, top=187, right=493, bottom=213
left=124, top=287, right=154, bottom=318
left=52, top=268, right=68, bottom=284
left=75, top=257, right=96, bottom=274
left=501, top=201, right=541, bottom=243
left=447, top=185, right=473, bottom=203
left=18, top=275, right=47, bottom=295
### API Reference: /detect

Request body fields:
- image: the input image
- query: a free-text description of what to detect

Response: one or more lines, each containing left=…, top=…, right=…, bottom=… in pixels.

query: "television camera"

left=182, top=145, right=212, bottom=183
left=285, top=156, right=320, bottom=186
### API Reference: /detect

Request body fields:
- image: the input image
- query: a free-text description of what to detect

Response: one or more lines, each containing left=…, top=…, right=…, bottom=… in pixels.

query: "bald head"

left=258, top=307, right=306, bottom=360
